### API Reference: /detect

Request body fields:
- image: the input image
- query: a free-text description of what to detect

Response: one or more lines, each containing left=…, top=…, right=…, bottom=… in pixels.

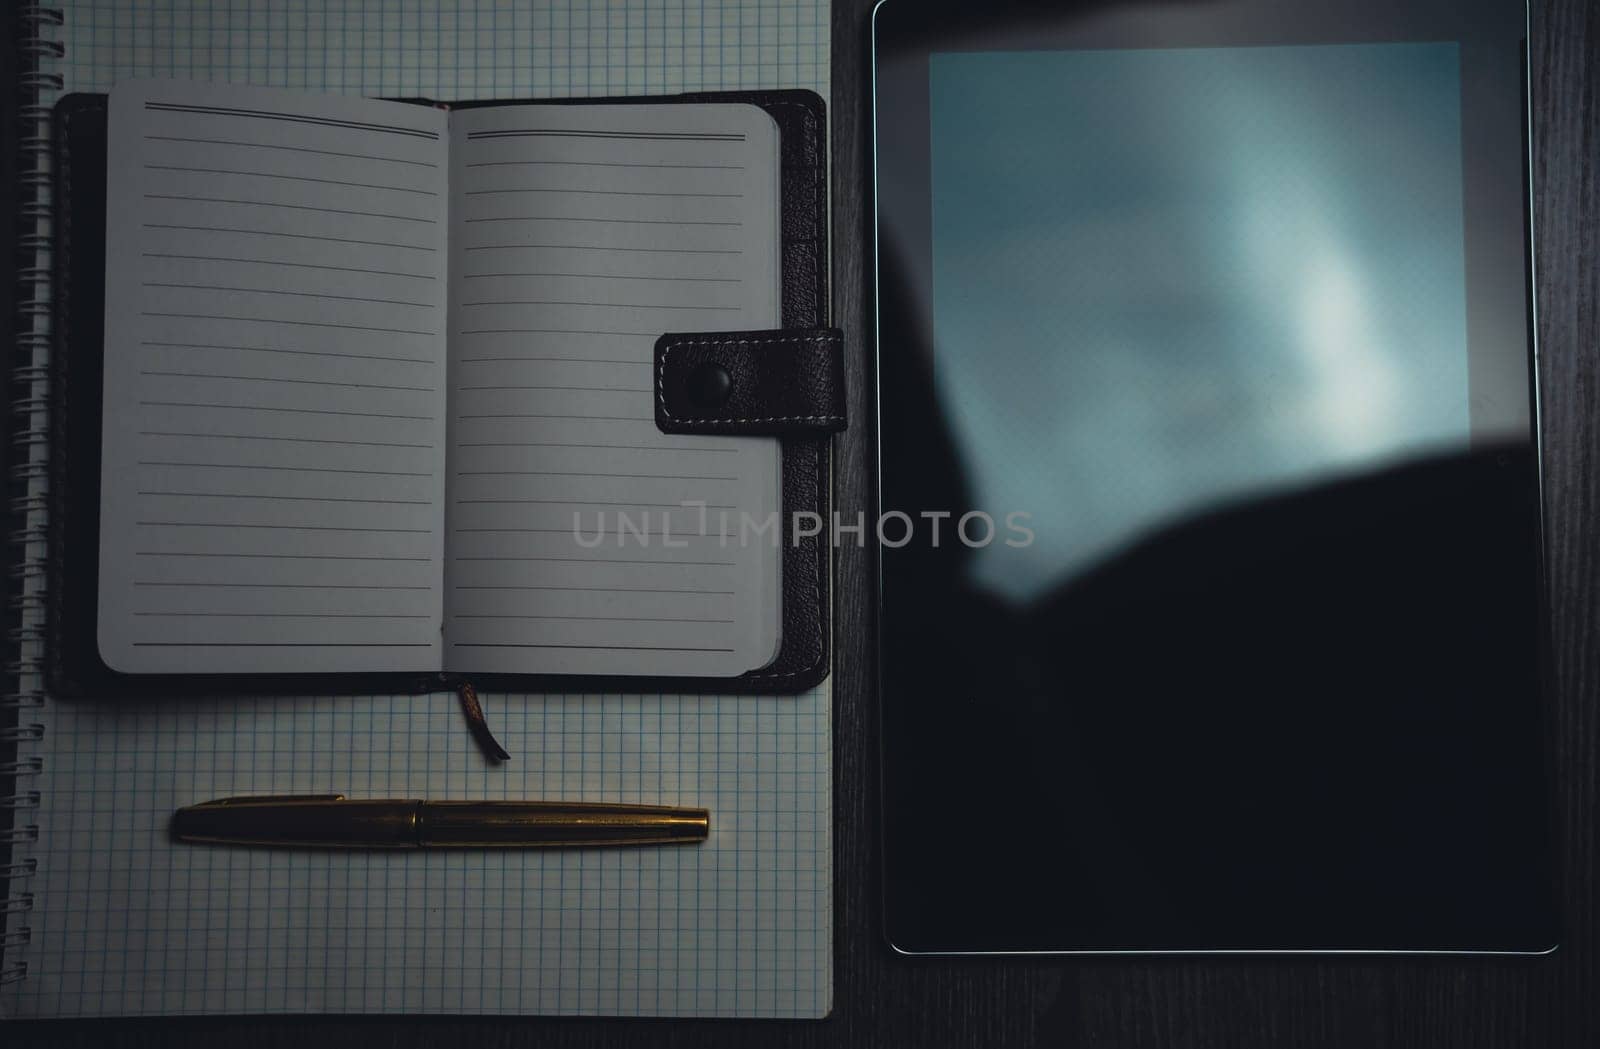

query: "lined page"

left=97, top=81, right=451, bottom=674
left=443, top=103, right=782, bottom=677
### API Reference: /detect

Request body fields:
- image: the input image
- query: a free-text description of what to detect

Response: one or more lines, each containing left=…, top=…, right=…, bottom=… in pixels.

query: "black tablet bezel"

left=871, top=0, right=1554, bottom=955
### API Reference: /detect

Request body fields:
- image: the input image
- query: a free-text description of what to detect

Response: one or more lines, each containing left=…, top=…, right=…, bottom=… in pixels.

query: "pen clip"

left=195, top=794, right=346, bottom=807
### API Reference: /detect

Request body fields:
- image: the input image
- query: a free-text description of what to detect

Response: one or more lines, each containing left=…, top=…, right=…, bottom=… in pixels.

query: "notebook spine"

left=2, top=0, right=64, bottom=989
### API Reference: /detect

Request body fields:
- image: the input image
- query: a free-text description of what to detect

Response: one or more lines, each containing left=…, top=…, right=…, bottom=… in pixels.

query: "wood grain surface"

left=10, top=0, right=1598, bottom=1044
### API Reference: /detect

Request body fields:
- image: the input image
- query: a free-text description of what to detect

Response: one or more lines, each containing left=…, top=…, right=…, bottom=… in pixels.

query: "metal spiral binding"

left=3, top=0, right=63, bottom=989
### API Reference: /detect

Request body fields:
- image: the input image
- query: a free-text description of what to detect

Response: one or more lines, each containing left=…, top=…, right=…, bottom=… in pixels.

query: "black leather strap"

left=654, top=327, right=846, bottom=436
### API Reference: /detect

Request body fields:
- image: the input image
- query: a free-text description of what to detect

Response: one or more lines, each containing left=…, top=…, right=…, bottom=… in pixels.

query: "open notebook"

left=100, top=80, right=782, bottom=680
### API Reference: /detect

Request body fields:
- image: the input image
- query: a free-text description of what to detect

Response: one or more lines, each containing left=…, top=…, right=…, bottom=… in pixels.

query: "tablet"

left=872, top=0, right=1555, bottom=954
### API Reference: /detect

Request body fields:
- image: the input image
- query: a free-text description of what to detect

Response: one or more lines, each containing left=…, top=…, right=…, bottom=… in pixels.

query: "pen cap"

left=173, top=796, right=421, bottom=848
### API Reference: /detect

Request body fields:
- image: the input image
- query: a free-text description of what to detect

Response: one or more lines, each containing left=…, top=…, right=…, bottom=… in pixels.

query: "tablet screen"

left=931, top=43, right=1485, bottom=603
left=874, top=0, right=1554, bottom=954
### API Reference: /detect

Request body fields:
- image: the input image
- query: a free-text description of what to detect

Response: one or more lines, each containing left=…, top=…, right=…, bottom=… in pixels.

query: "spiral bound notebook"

left=2, top=1, right=832, bottom=1019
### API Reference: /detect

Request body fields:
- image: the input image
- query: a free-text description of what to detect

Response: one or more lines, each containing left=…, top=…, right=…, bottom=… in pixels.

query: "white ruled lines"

left=98, top=81, right=450, bottom=674
left=442, top=103, right=783, bottom=678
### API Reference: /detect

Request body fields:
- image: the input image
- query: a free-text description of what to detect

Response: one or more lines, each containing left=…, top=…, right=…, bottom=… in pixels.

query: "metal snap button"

left=686, top=361, right=733, bottom=410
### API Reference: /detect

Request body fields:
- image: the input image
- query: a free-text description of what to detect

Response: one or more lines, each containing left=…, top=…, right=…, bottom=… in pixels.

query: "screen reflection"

left=929, top=43, right=1487, bottom=601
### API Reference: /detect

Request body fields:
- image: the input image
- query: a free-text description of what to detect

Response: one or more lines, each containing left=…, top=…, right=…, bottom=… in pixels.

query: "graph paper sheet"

left=3, top=0, right=830, bottom=1019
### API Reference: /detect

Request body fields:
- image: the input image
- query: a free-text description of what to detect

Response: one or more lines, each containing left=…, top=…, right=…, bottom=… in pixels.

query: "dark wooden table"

left=14, top=0, right=1599, bottom=1044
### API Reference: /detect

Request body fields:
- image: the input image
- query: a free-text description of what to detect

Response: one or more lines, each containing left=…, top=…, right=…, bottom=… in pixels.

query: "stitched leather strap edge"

left=654, top=327, right=846, bottom=435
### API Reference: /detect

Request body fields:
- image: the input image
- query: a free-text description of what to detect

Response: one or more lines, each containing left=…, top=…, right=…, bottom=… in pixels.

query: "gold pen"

left=172, top=794, right=709, bottom=849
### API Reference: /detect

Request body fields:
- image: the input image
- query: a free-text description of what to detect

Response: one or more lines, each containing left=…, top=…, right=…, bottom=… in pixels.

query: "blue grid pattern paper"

left=2, top=0, right=831, bottom=1019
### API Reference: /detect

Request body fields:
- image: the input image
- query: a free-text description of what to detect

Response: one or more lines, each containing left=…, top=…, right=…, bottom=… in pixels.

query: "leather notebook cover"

left=48, top=89, right=836, bottom=699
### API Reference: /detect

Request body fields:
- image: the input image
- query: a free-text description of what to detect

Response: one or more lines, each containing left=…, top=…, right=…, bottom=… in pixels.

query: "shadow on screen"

left=880, top=322, right=1553, bottom=952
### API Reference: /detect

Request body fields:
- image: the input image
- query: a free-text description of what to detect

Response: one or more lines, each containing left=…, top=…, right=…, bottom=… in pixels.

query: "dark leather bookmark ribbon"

left=456, top=681, right=510, bottom=762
